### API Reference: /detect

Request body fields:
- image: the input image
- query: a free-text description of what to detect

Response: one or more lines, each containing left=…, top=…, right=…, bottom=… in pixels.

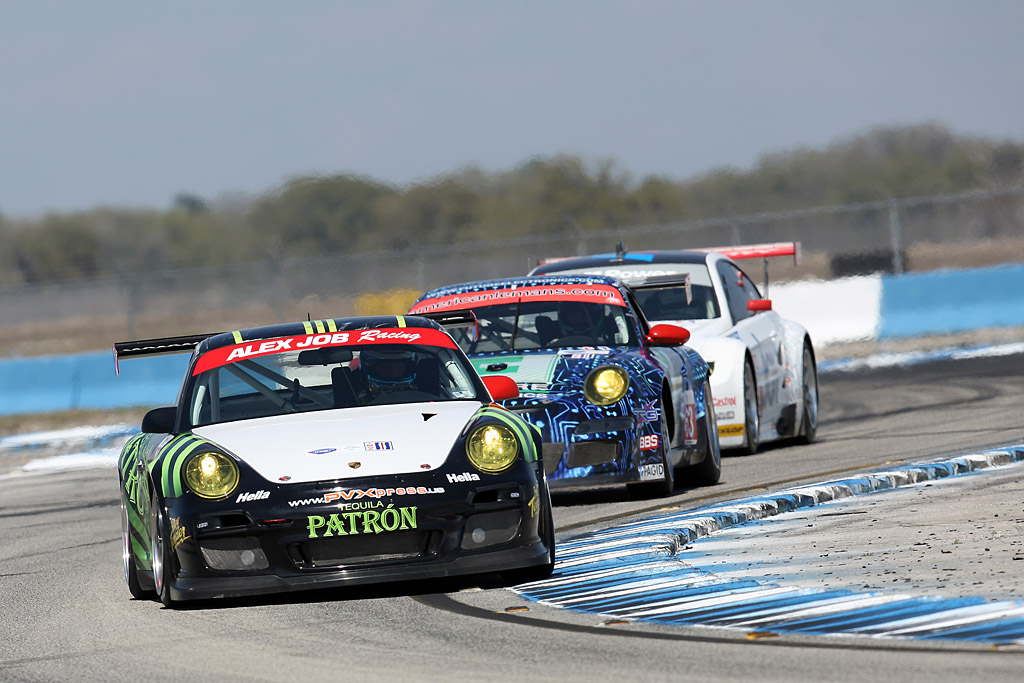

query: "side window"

left=737, top=270, right=763, bottom=303
left=716, top=261, right=755, bottom=322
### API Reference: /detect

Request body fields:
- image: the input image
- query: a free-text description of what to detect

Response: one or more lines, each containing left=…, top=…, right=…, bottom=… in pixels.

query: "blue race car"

left=410, top=275, right=720, bottom=496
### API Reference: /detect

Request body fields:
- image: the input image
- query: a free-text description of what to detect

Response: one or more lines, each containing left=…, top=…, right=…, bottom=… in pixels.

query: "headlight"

left=584, top=366, right=629, bottom=406
left=466, top=424, right=520, bottom=473
left=183, top=451, right=240, bottom=499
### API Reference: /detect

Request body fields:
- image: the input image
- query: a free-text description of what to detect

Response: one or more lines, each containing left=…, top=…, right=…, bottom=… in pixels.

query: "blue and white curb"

left=512, top=446, right=1024, bottom=645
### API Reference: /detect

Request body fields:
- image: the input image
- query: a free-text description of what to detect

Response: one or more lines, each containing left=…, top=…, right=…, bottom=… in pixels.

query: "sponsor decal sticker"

left=288, top=486, right=445, bottom=508
left=715, top=410, right=735, bottom=421
left=364, top=441, right=394, bottom=451
left=235, top=490, right=270, bottom=503
left=193, top=327, right=456, bottom=375
left=638, top=434, right=660, bottom=451
left=714, top=396, right=738, bottom=407
left=447, top=471, right=481, bottom=483
left=410, top=284, right=627, bottom=314
left=635, top=401, right=659, bottom=425
left=682, top=388, right=698, bottom=445
left=170, top=517, right=190, bottom=550
left=558, top=347, right=613, bottom=358
left=638, top=463, right=665, bottom=481
left=718, top=424, right=745, bottom=437
left=527, top=493, right=539, bottom=518
left=306, top=505, right=418, bottom=538
left=308, top=448, right=336, bottom=455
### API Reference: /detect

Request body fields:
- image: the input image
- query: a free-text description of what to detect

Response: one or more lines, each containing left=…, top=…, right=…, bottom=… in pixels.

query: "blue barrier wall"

left=879, top=263, right=1024, bottom=339
left=0, top=351, right=189, bottom=416
left=2, top=263, right=1022, bottom=416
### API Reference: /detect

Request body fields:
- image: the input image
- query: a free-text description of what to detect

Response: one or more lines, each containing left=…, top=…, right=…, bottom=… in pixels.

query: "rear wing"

left=625, top=274, right=693, bottom=305
left=415, top=310, right=479, bottom=340
left=693, top=241, right=801, bottom=265
left=113, top=333, right=218, bottom=375
left=414, top=310, right=477, bottom=330
left=535, top=241, right=801, bottom=269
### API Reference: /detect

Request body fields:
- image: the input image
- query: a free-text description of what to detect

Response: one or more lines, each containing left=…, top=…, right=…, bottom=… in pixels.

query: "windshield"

left=633, top=283, right=721, bottom=321
left=186, top=341, right=481, bottom=427
left=448, top=300, right=638, bottom=354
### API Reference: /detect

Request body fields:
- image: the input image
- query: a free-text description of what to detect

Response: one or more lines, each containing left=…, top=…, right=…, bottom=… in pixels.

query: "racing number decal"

left=682, top=388, right=698, bottom=445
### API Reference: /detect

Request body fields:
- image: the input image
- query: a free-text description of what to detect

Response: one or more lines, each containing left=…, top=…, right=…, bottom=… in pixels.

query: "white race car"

left=530, top=242, right=818, bottom=453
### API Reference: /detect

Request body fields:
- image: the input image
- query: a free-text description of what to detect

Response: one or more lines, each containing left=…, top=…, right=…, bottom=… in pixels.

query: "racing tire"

left=149, top=492, right=176, bottom=608
left=794, top=342, right=818, bottom=445
left=121, top=491, right=154, bottom=600
left=627, top=407, right=675, bottom=498
left=689, top=381, right=721, bottom=485
left=502, top=480, right=555, bottom=586
left=737, top=360, right=760, bottom=455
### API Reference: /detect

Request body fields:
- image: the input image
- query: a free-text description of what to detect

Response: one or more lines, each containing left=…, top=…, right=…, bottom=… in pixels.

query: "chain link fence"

left=2, top=188, right=1021, bottom=356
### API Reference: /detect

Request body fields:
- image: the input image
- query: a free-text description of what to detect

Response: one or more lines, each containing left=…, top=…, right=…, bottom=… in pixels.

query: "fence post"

left=889, top=200, right=905, bottom=274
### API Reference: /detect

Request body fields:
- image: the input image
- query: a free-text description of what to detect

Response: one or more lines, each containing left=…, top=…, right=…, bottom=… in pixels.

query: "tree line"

left=2, top=122, right=1021, bottom=287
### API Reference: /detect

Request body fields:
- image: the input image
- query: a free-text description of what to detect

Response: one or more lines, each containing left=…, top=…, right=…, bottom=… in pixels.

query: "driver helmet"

left=361, top=348, right=418, bottom=395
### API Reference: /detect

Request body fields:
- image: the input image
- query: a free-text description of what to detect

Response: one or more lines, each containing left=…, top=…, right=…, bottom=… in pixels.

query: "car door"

left=714, top=259, right=785, bottom=419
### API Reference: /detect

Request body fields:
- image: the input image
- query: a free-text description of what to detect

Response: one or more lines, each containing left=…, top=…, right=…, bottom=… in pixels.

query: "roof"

left=531, top=251, right=710, bottom=275
left=197, top=315, right=444, bottom=353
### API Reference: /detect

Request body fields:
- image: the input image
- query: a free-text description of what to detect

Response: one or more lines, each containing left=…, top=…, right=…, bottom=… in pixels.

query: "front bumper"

left=163, top=469, right=549, bottom=602
left=505, top=399, right=665, bottom=491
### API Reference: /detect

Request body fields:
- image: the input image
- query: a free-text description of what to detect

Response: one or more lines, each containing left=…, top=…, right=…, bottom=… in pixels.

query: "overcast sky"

left=2, top=1, right=1022, bottom=218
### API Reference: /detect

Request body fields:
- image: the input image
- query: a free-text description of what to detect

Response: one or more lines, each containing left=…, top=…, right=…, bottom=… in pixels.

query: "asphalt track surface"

left=2, top=351, right=1024, bottom=682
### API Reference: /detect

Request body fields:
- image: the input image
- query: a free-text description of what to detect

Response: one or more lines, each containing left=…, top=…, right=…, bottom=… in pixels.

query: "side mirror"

left=141, top=406, right=177, bottom=434
left=646, top=323, right=691, bottom=346
left=481, top=375, right=519, bottom=401
left=747, top=299, right=772, bottom=312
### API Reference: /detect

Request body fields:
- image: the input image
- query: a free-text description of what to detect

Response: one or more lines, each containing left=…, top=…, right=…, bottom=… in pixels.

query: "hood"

left=192, top=402, right=481, bottom=484
left=470, top=347, right=628, bottom=394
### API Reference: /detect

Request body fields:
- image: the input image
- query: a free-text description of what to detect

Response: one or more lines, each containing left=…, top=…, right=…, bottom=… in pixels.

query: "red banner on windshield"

left=409, top=284, right=626, bottom=315
left=193, top=327, right=455, bottom=375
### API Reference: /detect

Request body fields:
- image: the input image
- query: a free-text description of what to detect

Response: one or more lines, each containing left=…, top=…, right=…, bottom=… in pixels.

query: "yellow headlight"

left=584, top=366, right=629, bottom=406
left=183, top=451, right=240, bottom=500
left=466, top=424, right=520, bottom=474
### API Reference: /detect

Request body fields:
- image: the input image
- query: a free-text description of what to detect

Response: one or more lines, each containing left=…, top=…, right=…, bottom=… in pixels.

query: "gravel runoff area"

left=686, top=460, right=1024, bottom=601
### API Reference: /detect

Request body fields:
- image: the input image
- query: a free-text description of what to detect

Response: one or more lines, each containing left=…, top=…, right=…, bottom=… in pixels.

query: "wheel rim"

left=120, top=497, right=132, bottom=583
left=706, top=387, right=721, bottom=469
left=802, top=348, right=818, bottom=432
left=150, top=502, right=164, bottom=595
left=744, top=365, right=759, bottom=449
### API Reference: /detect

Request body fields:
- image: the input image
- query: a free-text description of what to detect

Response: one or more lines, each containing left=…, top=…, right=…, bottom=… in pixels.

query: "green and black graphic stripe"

left=118, top=434, right=151, bottom=569
left=476, top=406, right=540, bottom=463
left=148, top=434, right=213, bottom=498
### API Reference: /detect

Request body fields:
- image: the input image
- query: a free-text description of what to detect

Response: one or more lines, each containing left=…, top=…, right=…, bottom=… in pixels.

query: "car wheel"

left=149, top=492, right=175, bottom=608
left=738, top=360, right=760, bottom=455
left=120, top=490, right=153, bottom=599
left=627, top=406, right=675, bottom=498
left=795, top=342, right=818, bottom=444
left=689, top=380, right=721, bottom=485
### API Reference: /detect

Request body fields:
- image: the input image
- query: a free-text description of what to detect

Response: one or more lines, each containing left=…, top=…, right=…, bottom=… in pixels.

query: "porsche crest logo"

left=348, top=461, right=361, bottom=469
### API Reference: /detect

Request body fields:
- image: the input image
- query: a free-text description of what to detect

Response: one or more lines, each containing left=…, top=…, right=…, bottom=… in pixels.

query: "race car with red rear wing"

left=408, top=275, right=721, bottom=497
left=115, top=315, right=554, bottom=606
left=530, top=242, right=818, bottom=454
